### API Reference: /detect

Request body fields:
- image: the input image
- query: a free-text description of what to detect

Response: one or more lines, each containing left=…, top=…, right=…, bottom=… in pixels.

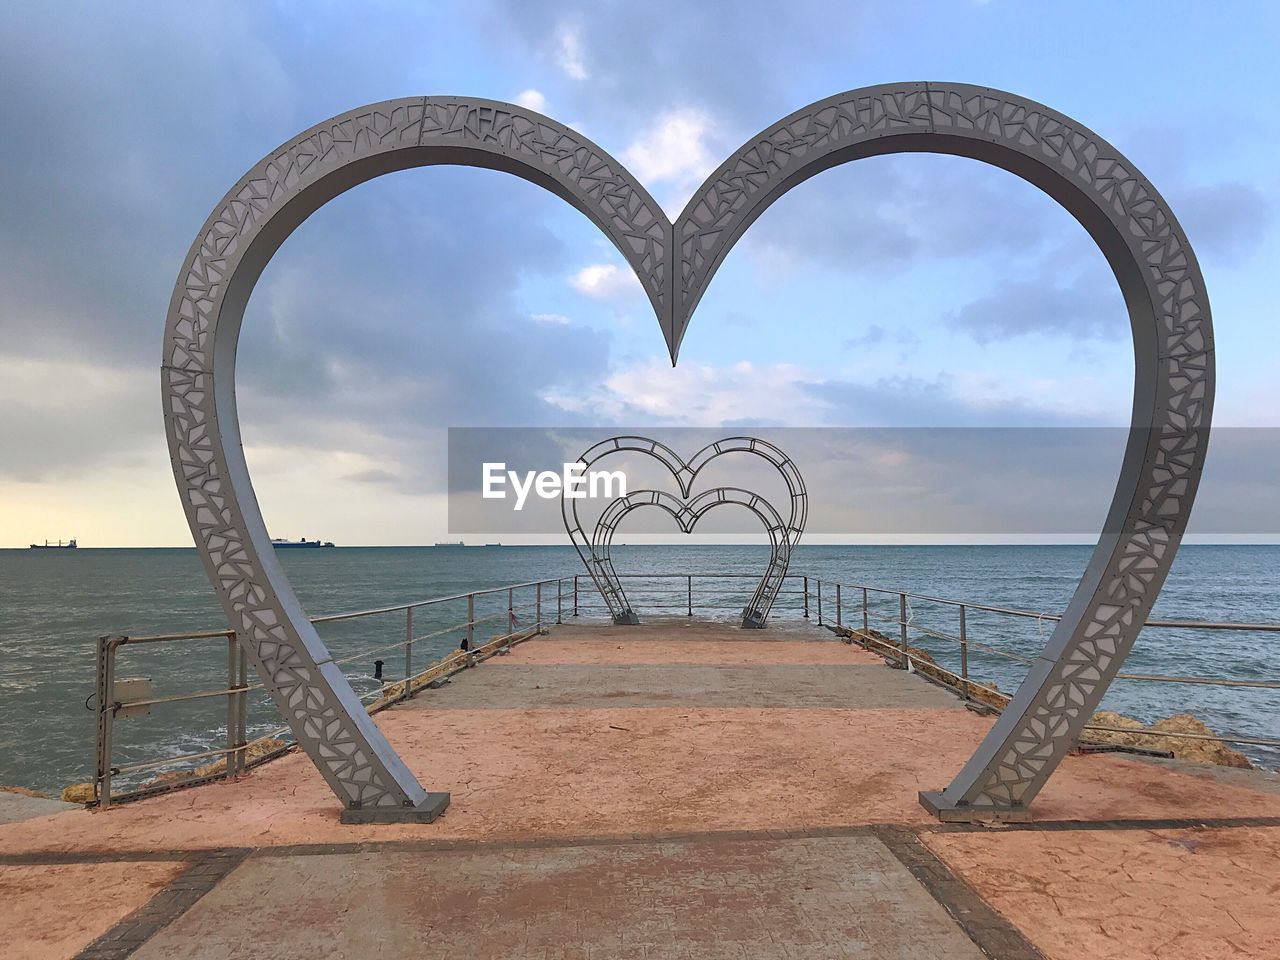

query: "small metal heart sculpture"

left=562, top=436, right=807, bottom=628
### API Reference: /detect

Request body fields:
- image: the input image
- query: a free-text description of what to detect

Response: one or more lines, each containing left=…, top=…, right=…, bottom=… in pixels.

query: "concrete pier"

left=3, top=620, right=1280, bottom=959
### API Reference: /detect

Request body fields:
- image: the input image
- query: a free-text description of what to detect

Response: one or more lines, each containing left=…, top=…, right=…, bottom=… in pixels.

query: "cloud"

left=342, top=468, right=402, bottom=485
left=744, top=153, right=1080, bottom=277
left=948, top=274, right=1124, bottom=344
left=1174, top=181, right=1271, bottom=265
left=842, top=324, right=922, bottom=362
left=588, top=359, right=829, bottom=425
left=568, top=262, right=642, bottom=300
left=542, top=355, right=1108, bottom=429
left=489, top=0, right=876, bottom=132
left=621, top=108, right=719, bottom=212
left=0, top=352, right=158, bottom=482
left=554, top=24, right=588, bottom=80
left=0, top=5, right=294, bottom=367
left=514, top=88, right=547, bottom=112
left=1, top=1, right=1275, bottom=545
left=800, top=373, right=1117, bottom=427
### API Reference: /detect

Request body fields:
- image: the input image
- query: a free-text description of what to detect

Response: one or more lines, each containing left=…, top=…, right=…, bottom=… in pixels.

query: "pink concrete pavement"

left=5, top=626, right=1280, bottom=958
left=926, top=825, right=1280, bottom=960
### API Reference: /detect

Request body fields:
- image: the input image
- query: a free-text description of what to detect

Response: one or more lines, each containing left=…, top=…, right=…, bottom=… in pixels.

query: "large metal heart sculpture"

left=163, top=84, right=1213, bottom=822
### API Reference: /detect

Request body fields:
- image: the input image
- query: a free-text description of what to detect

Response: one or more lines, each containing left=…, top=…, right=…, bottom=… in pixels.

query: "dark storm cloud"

left=0, top=4, right=620, bottom=484
left=0, top=4, right=297, bottom=364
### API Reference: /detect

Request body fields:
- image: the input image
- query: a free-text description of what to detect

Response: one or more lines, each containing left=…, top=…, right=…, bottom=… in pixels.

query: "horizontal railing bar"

left=1142, top=619, right=1280, bottom=632
left=828, top=579, right=1280, bottom=632
left=896, top=616, right=1280, bottom=686
left=1110, top=673, right=1280, bottom=689
left=114, top=744, right=243, bottom=775
left=1081, top=724, right=1280, bottom=749
left=311, top=575, right=573, bottom=623
left=886, top=609, right=1280, bottom=686
left=107, top=575, right=1280, bottom=646
left=117, top=687, right=249, bottom=709
left=105, top=577, right=571, bottom=645
left=114, top=629, right=236, bottom=645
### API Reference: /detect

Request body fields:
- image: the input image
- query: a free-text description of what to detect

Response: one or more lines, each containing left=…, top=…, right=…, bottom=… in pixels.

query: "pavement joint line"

left=916, top=814, right=1280, bottom=833
left=69, top=849, right=247, bottom=960
left=875, top=824, right=1047, bottom=960
left=7, top=816, right=1280, bottom=867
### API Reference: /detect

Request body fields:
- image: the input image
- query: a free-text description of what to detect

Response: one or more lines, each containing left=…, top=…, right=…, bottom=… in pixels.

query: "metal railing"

left=798, top=576, right=1280, bottom=757
left=92, top=575, right=567, bottom=805
left=565, top=572, right=811, bottom=620
left=91, top=569, right=1280, bottom=804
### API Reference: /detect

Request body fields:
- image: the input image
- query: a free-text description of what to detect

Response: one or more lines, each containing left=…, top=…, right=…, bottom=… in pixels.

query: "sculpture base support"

left=918, top=790, right=1032, bottom=823
left=340, top=792, right=450, bottom=825
left=613, top=610, right=640, bottom=625
left=740, top=612, right=766, bottom=630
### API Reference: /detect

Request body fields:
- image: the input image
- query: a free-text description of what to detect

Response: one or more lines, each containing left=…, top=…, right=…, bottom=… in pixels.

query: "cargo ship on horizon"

left=270, top=537, right=334, bottom=549
left=29, top=538, right=76, bottom=550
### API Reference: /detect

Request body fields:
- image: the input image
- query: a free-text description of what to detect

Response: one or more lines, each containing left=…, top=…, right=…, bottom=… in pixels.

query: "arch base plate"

left=339, top=792, right=451, bottom=825
left=919, top=790, right=1032, bottom=823
left=613, top=611, right=641, bottom=626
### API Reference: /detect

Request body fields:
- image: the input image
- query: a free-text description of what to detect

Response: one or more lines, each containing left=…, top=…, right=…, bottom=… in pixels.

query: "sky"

left=1, top=1, right=1277, bottom=546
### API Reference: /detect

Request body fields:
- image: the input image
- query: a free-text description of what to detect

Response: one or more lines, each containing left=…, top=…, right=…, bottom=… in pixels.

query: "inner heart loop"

left=591, top=487, right=792, bottom=628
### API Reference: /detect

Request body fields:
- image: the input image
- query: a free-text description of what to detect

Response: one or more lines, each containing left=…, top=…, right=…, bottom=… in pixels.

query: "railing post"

left=816, top=579, right=823, bottom=626
left=508, top=587, right=514, bottom=635
left=835, top=584, right=842, bottom=628
left=959, top=604, right=969, bottom=699
left=862, top=587, right=869, bottom=634
left=899, top=592, right=909, bottom=666
left=94, top=635, right=117, bottom=807
left=467, top=593, right=475, bottom=652
left=226, top=634, right=238, bottom=780
left=557, top=579, right=563, bottom=624
left=687, top=575, right=693, bottom=617
left=536, top=582, right=543, bottom=630
left=573, top=575, right=579, bottom=617
left=236, top=643, right=247, bottom=775
left=403, top=606, right=414, bottom=699
left=803, top=577, right=809, bottom=619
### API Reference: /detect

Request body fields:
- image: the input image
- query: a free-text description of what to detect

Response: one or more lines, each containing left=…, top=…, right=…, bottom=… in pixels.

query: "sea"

left=1, top=544, right=1277, bottom=796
